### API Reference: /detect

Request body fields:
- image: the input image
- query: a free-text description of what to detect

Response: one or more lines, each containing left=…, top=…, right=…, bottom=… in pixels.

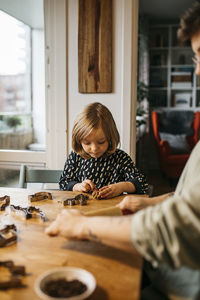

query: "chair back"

left=19, top=165, right=62, bottom=189
left=151, top=110, right=200, bottom=179
left=152, top=110, right=200, bottom=152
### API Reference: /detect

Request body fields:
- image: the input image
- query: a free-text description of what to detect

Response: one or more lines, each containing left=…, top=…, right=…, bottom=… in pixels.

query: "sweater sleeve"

left=130, top=187, right=200, bottom=270
left=130, top=141, right=200, bottom=270
left=120, top=151, right=149, bottom=194
left=59, top=151, right=80, bottom=191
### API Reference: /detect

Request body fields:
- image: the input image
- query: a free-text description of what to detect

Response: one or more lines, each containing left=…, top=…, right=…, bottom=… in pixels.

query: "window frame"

left=0, top=0, right=67, bottom=169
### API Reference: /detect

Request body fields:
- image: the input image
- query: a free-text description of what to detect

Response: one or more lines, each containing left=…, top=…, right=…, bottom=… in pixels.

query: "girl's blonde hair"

left=72, top=102, right=120, bottom=159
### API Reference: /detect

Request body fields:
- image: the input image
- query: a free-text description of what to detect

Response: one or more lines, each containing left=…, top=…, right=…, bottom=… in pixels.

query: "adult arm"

left=117, top=192, right=174, bottom=213
left=46, top=189, right=200, bottom=270
left=50, top=142, right=200, bottom=270
left=131, top=143, right=200, bottom=270
left=45, top=210, right=137, bottom=254
left=130, top=188, right=200, bottom=270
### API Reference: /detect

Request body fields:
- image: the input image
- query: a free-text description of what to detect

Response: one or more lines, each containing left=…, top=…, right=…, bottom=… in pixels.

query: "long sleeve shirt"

left=131, top=141, right=200, bottom=270
left=59, top=149, right=149, bottom=194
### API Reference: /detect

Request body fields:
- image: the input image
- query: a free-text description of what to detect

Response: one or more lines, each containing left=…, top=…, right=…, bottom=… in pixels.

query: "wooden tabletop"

left=0, top=188, right=143, bottom=300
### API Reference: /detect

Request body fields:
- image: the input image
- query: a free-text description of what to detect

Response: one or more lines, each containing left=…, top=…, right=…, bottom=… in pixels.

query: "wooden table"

left=0, top=188, right=142, bottom=300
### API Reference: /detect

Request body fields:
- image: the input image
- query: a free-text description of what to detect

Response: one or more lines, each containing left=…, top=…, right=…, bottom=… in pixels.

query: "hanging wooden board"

left=78, top=0, right=112, bottom=93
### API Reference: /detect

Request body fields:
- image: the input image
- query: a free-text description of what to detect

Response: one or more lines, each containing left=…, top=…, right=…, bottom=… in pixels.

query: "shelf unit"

left=149, top=24, right=200, bottom=110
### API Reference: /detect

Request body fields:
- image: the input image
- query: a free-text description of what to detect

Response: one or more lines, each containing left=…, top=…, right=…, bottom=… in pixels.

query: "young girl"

left=59, top=102, right=149, bottom=198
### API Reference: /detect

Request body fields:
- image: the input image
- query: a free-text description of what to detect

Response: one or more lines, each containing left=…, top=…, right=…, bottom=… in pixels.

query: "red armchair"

left=151, top=110, right=200, bottom=179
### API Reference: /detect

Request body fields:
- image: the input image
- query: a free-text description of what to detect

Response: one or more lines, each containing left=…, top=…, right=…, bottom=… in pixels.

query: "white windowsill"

left=0, top=150, right=46, bottom=164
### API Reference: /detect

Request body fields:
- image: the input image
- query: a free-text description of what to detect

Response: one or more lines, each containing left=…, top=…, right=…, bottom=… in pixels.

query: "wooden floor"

left=147, top=169, right=177, bottom=196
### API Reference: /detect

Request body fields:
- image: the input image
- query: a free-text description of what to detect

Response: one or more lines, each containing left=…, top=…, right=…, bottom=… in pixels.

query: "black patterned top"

left=59, top=149, right=149, bottom=194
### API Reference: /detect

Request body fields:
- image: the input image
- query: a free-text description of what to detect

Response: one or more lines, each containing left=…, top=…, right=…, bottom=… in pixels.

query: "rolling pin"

left=74, top=192, right=148, bottom=217
left=84, top=206, right=123, bottom=216
left=85, top=194, right=148, bottom=217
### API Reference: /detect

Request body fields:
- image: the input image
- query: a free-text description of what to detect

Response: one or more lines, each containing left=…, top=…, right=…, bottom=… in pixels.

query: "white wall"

left=44, top=0, right=67, bottom=169
left=67, top=0, right=138, bottom=158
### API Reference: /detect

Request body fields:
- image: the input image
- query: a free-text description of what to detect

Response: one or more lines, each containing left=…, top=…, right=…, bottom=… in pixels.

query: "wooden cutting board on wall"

left=78, top=0, right=112, bottom=93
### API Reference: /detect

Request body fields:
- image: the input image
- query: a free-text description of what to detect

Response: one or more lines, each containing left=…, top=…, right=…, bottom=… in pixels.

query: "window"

left=0, top=0, right=67, bottom=188
left=0, top=10, right=33, bottom=150
left=0, top=8, right=46, bottom=187
left=0, top=10, right=45, bottom=152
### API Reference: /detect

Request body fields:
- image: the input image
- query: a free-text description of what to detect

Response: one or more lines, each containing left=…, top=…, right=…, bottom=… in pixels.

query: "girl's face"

left=81, top=126, right=109, bottom=159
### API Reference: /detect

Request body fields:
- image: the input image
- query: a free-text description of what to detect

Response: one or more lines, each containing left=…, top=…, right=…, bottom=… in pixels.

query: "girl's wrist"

left=118, top=182, right=126, bottom=194
left=118, top=182, right=135, bottom=193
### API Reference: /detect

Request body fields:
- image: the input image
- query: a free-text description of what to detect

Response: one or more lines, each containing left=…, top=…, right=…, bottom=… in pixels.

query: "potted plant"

left=6, top=116, right=21, bottom=132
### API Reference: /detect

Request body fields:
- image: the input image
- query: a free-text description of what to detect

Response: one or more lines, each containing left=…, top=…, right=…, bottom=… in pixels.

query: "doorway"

left=136, top=0, right=195, bottom=194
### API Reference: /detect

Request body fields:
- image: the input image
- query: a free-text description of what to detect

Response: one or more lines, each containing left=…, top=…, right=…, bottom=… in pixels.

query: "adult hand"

left=99, top=183, right=122, bottom=199
left=73, top=179, right=96, bottom=192
left=116, top=195, right=149, bottom=213
left=45, top=209, right=85, bottom=239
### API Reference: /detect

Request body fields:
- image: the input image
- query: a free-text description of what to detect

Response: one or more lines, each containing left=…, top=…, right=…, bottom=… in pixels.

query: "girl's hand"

left=99, top=184, right=122, bottom=199
left=73, top=179, right=96, bottom=192
left=45, top=209, right=85, bottom=239
left=116, top=196, right=149, bottom=213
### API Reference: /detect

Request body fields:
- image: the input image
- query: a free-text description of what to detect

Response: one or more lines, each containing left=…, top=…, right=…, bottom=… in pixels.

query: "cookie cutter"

left=10, top=205, right=48, bottom=222
left=0, top=195, right=10, bottom=211
left=28, top=191, right=53, bottom=202
left=0, top=260, right=27, bottom=290
left=63, top=194, right=88, bottom=206
left=0, top=224, right=17, bottom=247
